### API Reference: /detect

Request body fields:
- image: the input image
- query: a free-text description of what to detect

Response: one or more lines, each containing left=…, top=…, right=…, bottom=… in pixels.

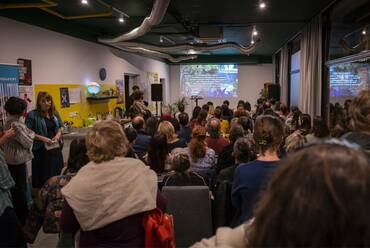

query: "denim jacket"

left=25, top=110, right=63, bottom=151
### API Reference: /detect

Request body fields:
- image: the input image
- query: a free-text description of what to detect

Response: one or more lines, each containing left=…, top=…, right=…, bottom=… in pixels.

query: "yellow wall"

left=34, top=84, right=125, bottom=127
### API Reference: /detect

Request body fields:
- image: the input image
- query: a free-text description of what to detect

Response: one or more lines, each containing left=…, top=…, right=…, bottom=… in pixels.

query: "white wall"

left=0, top=17, right=170, bottom=103
left=170, top=64, right=273, bottom=112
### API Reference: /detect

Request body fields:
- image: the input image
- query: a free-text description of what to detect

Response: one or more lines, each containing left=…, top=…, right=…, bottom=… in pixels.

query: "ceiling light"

left=160, top=36, right=164, bottom=43
left=259, top=2, right=266, bottom=9
left=118, top=16, right=125, bottom=23
left=81, top=0, right=88, bottom=5
left=251, top=40, right=255, bottom=44
left=362, top=29, right=367, bottom=35
left=188, top=49, right=196, bottom=54
left=252, top=26, right=258, bottom=36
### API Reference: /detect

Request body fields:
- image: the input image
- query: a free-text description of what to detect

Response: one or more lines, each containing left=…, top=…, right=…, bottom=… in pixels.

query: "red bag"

left=143, top=208, right=176, bottom=248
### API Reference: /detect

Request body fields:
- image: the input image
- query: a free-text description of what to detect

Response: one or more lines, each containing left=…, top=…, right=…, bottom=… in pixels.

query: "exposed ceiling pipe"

left=98, top=0, right=171, bottom=44
left=116, top=40, right=260, bottom=55
left=111, top=44, right=197, bottom=63
left=0, top=0, right=56, bottom=9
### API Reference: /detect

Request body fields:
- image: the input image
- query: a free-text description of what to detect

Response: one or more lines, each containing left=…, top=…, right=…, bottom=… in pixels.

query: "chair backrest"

left=162, top=186, right=213, bottom=247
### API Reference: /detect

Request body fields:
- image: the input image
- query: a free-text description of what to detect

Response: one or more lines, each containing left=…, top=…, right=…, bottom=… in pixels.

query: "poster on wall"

left=0, top=64, right=20, bottom=130
left=60, top=88, right=70, bottom=108
left=17, top=58, right=32, bottom=85
left=68, top=88, right=81, bottom=104
left=19, top=86, right=34, bottom=113
left=116, top=80, right=124, bottom=104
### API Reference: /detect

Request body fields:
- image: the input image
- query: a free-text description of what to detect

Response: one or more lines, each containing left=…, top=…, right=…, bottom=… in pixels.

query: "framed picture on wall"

left=60, top=88, right=70, bottom=108
left=17, top=58, right=32, bottom=85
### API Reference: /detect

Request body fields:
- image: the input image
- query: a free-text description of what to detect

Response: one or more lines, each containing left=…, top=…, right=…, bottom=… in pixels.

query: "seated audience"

left=207, top=101, right=215, bottom=117
left=238, top=116, right=253, bottom=134
left=232, top=115, right=284, bottom=224
left=123, top=127, right=138, bottom=158
left=59, top=121, right=165, bottom=247
left=205, top=118, right=229, bottom=155
left=244, top=101, right=252, bottom=112
left=175, top=103, right=185, bottom=121
left=342, top=90, right=370, bottom=156
left=217, top=137, right=254, bottom=183
left=190, top=106, right=201, bottom=123
left=1, top=97, right=34, bottom=225
left=177, top=112, right=192, bottom=143
left=305, top=116, right=330, bottom=143
left=163, top=151, right=207, bottom=187
left=175, top=126, right=216, bottom=175
left=157, top=121, right=187, bottom=151
left=213, top=107, right=222, bottom=120
left=221, top=103, right=233, bottom=122
left=216, top=124, right=245, bottom=173
left=285, top=106, right=301, bottom=133
left=23, top=137, right=89, bottom=243
left=144, top=134, right=171, bottom=183
left=193, top=143, right=370, bottom=247
left=145, top=116, right=159, bottom=137
left=285, top=113, right=311, bottom=151
left=0, top=151, right=26, bottom=247
left=132, top=115, right=151, bottom=159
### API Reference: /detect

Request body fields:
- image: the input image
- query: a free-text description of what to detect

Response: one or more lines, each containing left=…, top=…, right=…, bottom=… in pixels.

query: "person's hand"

left=3, top=128, right=15, bottom=139
left=53, top=132, right=62, bottom=142
left=42, top=137, right=53, bottom=145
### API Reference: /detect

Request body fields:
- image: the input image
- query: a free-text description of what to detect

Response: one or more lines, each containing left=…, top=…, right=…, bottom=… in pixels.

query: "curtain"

left=299, top=15, right=322, bottom=117
left=278, top=45, right=289, bottom=104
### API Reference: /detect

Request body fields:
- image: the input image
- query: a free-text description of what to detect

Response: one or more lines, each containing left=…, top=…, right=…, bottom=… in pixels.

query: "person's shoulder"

left=206, top=147, right=216, bottom=155
left=27, top=109, right=38, bottom=118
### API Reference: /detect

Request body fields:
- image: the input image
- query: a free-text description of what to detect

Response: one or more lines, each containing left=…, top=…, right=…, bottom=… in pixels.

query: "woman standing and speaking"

left=26, top=92, right=64, bottom=188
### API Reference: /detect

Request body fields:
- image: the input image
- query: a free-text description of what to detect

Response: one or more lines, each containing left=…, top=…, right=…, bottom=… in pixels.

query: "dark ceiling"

left=0, top=0, right=334, bottom=63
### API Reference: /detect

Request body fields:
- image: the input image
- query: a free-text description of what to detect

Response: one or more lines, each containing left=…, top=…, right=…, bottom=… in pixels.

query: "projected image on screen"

left=330, top=63, right=369, bottom=98
left=181, top=64, right=238, bottom=98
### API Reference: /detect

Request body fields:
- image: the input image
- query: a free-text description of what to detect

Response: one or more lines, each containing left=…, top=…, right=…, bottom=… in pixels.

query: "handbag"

left=143, top=208, right=176, bottom=248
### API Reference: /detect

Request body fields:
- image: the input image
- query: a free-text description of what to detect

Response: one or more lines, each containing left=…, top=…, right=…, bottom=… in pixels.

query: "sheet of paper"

left=68, top=87, right=81, bottom=104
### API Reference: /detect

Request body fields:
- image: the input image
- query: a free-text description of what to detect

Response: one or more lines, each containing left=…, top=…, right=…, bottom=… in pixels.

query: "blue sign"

left=0, top=64, right=19, bottom=84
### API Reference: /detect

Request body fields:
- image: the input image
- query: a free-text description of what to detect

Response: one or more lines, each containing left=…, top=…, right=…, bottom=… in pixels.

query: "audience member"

left=191, top=109, right=208, bottom=128
left=306, top=116, right=330, bottom=143
left=342, top=90, right=370, bottom=156
left=145, top=116, right=159, bottom=137
left=213, top=107, right=222, bottom=119
left=175, top=103, right=185, bottom=121
left=23, top=137, right=89, bottom=243
left=232, top=115, right=284, bottom=224
left=190, top=106, right=201, bottom=122
left=205, top=118, right=229, bottom=155
left=163, top=151, right=207, bottom=187
left=1, top=97, right=34, bottom=225
left=0, top=151, right=26, bottom=247
left=217, top=137, right=253, bottom=183
left=244, top=101, right=252, bottom=112
left=221, top=103, right=233, bottom=122
left=145, top=134, right=171, bottom=182
left=193, top=143, right=370, bottom=247
left=59, top=121, right=165, bottom=247
left=176, top=126, right=216, bottom=175
left=238, top=116, right=253, bottom=134
left=123, top=127, right=138, bottom=159
left=216, top=124, right=245, bottom=173
left=285, top=113, right=311, bottom=152
left=26, top=92, right=64, bottom=189
left=177, top=112, right=192, bottom=143
left=207, top=101, right=215, bottom=116
left=132, top=115, right=151, bottom=159
left=157, top=121, right=187, bottom=151
left=131, top=90, right=150, bottom=119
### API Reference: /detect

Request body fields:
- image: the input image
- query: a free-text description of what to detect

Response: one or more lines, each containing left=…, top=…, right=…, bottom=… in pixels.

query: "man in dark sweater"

left=132, top=115, right=151, bottom=159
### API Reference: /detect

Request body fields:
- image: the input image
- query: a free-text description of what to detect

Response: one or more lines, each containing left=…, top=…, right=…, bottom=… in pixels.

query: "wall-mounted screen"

left=180, top=64, right=238, bottom=98
left=329, top=63, right=369, bottom=98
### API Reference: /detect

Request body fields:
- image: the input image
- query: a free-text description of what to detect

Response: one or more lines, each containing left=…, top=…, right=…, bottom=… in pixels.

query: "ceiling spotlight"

left=259, top=2, right=266, bottom=9
left=118, top=16, right=125, bottom=23
left=81, top=0, right=88, bottom=5
left=252, top=26, right=258, bottom=36
left=160, top=36, right=164, bottom=43
left=251, top=40, right=255, bottom=44
left=188, top=49, right=196, bottom=54
left=362, top=29, right=367, bottom=35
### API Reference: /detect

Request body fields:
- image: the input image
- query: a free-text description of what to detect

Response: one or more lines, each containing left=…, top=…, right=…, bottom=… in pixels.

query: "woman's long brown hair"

left=36, top=91, right=56, bottom=117
left=248, top=144, right=370, bottom=247
left=188, top=126, right=207, bottom=161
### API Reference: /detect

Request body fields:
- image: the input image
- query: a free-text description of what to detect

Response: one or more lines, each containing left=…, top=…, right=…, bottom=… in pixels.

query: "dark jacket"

left=216, top=144, right=234, bottom=173
left=177, top=125, right=192, bottom=143
left=26, top=110, right=63, bottom=151
left=133, top=131, right=151, bottom=159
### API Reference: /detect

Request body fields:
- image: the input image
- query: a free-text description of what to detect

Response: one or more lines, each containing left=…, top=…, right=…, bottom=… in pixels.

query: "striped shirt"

left=0, top=151, right=15, bottom=216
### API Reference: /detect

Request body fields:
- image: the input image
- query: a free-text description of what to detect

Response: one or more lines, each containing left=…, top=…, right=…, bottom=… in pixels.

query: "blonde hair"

left=86, top=120, right=128, bottom=163
left=157, top=121, right=176, bottom=142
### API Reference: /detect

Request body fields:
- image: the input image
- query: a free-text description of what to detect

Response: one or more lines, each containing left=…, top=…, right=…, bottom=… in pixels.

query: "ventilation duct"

left=98, top=0, right=170, bottom=44
left=116, top=40, right=260, bottom=55
left=112, top=45, right=198, bottom=63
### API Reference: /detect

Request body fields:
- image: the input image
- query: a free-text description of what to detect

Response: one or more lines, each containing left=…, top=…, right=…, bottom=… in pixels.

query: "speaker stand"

left=155, top=101, right=159, bottom=117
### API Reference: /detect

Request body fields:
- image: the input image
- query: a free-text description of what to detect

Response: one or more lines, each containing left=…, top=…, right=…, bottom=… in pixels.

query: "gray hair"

left=233, top=137, right=252, bottom=164
left=207, top=118, right=221, bottom=138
